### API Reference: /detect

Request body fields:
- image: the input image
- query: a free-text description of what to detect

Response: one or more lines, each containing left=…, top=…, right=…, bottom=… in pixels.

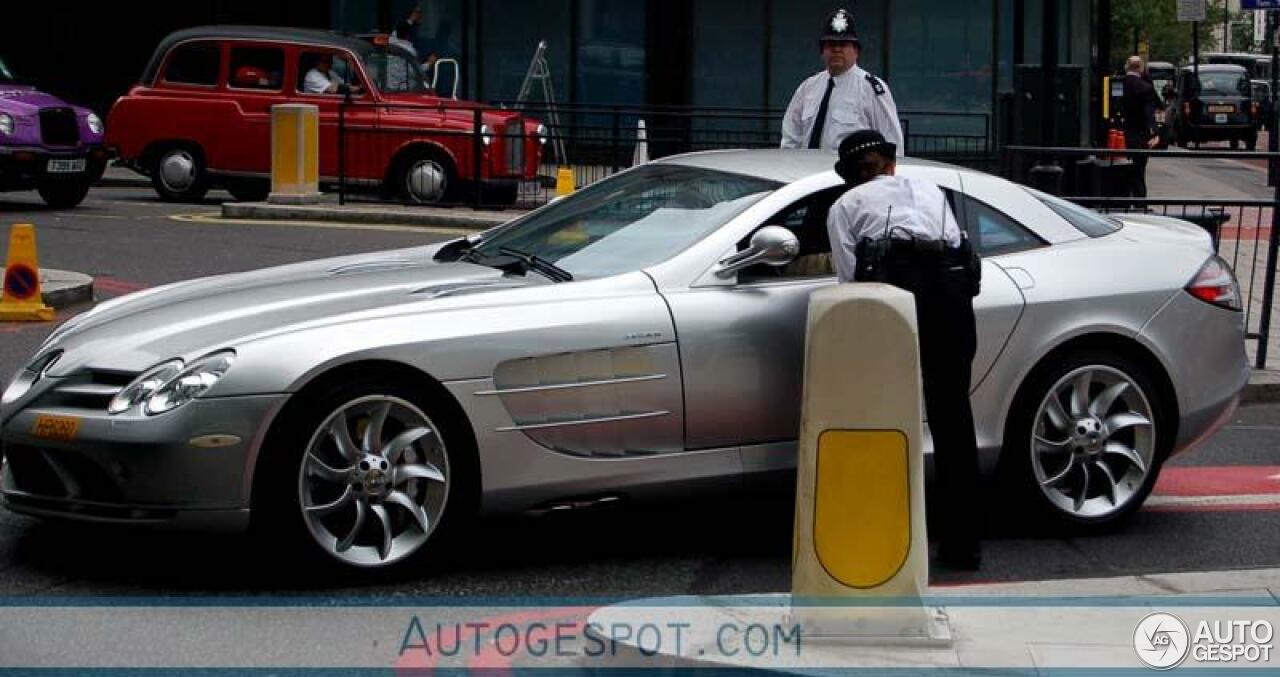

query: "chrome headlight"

left=144, top=351, right=236, bottom=415
left=2, top=350, right=63, bottom=404
left=480, top=124, right=493, bottom=146
left=108, top=359, right=184, bottom=415
left=86, top=113, right=104, bottom=135
left=0, top=113, right=13, bottom=136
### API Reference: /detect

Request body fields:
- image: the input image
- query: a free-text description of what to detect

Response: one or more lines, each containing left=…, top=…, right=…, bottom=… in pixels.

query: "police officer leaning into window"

left=781, top=8, right=903, bottom=153
left=826, top=129, right=983, bottom=570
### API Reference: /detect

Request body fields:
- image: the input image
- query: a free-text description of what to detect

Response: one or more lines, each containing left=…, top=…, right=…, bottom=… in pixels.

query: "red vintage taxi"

left=106, top=26, right=544, bottom=204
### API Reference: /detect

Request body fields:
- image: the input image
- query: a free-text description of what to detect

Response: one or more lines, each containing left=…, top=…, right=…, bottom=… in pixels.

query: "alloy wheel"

left=1029, top=365, right=1156, bottom=520
left=297, top=395, right=450, bottom=568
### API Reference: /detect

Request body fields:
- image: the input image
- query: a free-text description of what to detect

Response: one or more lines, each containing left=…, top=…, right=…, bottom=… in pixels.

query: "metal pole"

left=338, top=100, right=346, bottom=206
left=1255, top=151, right=1280, bottom=368
left=1270, top=10, right=1279, bottom=186
left=1193, top=22, right=1200, bottom=84
left=1043, top=0, right=1060, bottom=147
left=473, top=108, right=484, bottom=209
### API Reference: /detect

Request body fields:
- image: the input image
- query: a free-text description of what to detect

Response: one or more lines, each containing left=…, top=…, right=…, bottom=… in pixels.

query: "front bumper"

left=0, top=393, right=288, bottom=532
left=0, top=144, right=109, bottom=190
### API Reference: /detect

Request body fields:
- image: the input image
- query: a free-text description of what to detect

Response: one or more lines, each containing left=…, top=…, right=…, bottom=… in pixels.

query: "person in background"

left=1121, top=55, right=1159, bottom=197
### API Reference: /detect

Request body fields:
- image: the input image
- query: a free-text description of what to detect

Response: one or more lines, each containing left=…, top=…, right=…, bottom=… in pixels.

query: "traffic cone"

left=0, top=223, right=55, bottom=322
left=1107, top=129, right=1127, bottom=161
left=555, top=167, right=575, bottom=197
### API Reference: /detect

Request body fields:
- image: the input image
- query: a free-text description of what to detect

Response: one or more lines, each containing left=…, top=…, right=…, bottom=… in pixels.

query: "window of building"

left=163, top=42, right=221, bottom=87
left=228, top=47, right=285, bottom=91
left=479, top=0, right=570, bottom=101
left=889, top=0, right=995, bottom=136
left=576, top=0, right=645, bottom=106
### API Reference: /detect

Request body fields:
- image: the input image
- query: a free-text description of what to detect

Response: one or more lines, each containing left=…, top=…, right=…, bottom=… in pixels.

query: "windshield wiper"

left=497, top=246, right=574, bottom=283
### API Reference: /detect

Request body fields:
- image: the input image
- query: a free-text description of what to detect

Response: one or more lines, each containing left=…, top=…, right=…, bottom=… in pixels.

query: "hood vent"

left=327, top=258, right=417, bottom=276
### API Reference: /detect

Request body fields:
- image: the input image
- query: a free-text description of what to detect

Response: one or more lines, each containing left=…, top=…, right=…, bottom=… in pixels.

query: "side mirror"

left=715, top=225, right=799, bottom=279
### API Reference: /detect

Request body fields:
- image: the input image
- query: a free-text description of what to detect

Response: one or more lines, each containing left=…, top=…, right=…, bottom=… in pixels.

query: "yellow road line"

left=168, top=212, right=478, bottom=236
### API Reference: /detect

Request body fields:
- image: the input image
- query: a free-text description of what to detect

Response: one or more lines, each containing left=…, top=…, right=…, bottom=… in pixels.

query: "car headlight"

left=2, top=350, right=62, bottom=404
left=144, top=350, right=236, bottom=415
left=108, top=359, right=184, bottom=415
left=86, top=113, right=103, bottom=135
left=0, top=113, right=13, bottom=136
left=535, top=123, right=548, bottom=145
left=480, top=124, right=493, bottom=146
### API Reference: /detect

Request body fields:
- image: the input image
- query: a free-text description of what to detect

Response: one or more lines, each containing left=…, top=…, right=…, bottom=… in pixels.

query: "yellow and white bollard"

left=791, top=284, right=949, bottom=644
left=268, top=104, right=321, bottom=205
left=554, top=167, right=576, bottom=197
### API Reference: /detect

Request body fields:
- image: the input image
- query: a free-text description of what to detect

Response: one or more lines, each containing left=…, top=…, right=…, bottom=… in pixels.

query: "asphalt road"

left=0, top=186, right=1278, bottom=598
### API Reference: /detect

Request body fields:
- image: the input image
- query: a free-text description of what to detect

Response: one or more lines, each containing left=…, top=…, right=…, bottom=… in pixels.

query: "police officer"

left=826, top=129, right=982, bottom=570
left=781, top=8, right=904, bottom=153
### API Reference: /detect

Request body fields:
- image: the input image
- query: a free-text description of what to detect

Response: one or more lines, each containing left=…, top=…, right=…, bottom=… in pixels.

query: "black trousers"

left=877, top=257, right=982, bottom=551
left=1125, top=130, right=1151, bottom=198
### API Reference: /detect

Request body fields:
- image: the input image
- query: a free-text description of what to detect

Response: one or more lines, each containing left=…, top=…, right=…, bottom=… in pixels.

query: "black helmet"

left=834, top=129, right=896, bottom=183
left=819, top=8, right=860, bottom=47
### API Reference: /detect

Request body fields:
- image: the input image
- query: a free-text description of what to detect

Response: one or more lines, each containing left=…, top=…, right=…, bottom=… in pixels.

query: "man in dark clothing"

left=1121, top=56, right=1159, bottom=197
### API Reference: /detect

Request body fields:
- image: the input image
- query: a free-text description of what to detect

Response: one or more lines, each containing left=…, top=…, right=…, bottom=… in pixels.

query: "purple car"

left=0, top=56, right=107, bottom=208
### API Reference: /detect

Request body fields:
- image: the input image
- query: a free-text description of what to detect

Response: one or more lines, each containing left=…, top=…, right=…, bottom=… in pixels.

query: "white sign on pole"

left=1178, top=0, right=1207, bottom=21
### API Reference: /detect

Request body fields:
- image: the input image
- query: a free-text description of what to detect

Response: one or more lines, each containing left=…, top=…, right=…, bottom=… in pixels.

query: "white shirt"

left=781, top=65, right=904, bottom=154
left=303, top=68, right=342, bottom=94
left=826, top=174, right=963, bottom=283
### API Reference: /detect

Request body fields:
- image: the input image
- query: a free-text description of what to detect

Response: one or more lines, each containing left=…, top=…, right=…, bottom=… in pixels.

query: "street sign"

left=1241, top=0, right=1280, bottom=10
left=1178, top=0, right=1206, bottom=21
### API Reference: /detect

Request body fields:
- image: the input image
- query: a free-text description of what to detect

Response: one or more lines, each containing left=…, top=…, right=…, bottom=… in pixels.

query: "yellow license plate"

left=32, top=415, right=81, bottom=442
left=1208, top=105, right=1235, bottom=113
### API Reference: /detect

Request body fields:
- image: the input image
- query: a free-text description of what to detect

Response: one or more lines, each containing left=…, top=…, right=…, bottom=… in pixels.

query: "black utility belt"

left=856, top=237, right=962, bottom=261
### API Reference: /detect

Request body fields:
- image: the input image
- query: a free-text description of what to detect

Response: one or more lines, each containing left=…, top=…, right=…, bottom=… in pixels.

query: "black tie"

left=807, top=77, right=835, bottom=149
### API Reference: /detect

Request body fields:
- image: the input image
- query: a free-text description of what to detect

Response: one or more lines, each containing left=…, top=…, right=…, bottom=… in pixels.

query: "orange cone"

left=1107, top=129, right=1127, bottom=161
left=0, top=223, right=55, bottom=322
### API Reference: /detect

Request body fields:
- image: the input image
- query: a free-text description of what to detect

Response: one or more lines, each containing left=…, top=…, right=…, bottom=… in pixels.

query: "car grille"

left=39, top=108, right=80, bottom=147
left=503, top=118, right=525, bottom=175
left=40, top=370, right=134, bottom=412
left=2, top=443, right=125, bottom=503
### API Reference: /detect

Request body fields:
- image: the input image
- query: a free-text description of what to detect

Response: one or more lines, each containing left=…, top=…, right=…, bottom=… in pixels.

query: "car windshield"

left=1027, top=188, right=1123, bottom=238
left=361, top=48, right=428, bottom=93
left=465, top=164, right=781, bottom=279
left=0, top=58, right=14, bottom=84
left=1196, top=71, right=1249, bottom=96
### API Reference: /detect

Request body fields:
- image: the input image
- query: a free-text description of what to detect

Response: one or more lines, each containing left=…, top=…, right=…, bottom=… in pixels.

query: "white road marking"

left=1145, top=493, right=1280, bottom=509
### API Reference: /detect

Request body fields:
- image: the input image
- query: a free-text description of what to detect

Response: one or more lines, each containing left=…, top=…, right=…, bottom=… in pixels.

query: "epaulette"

left=865, top=72, right=886, bottom=96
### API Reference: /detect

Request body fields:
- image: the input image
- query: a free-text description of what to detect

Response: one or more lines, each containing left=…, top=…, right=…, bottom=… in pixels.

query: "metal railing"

left=1002, top=146, right=1280, bottom=369
left=334, top=100, right=993, bottom=210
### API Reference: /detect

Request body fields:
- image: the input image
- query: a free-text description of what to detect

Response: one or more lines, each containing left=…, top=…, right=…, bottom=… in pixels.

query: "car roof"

left=141, top=26, right=372, bottom=86
left=1182, top=63, right=1248, bottom=72
left=655, top=148, right=961, bottom=184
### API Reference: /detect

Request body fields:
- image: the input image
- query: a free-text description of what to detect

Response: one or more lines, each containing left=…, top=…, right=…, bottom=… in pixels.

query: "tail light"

left=1183, top=102, right=1191, bottom=118
left=1186, top=256, right=1242, bottom=311
left=1252, top=101, right=1260, bottom=118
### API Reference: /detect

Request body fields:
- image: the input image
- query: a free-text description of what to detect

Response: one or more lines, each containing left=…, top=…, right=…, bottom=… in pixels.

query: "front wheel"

left=150, top=146, right=210, bottom=202
left=1245, top=132, right=1258, bottom=151
left=1001, top=350, right=1170, bottom=530
left=255, top=377, right=474, bottom=572
left=389, top=149, right=455, bottom=205
left=36, top=179, right=91, bottom=209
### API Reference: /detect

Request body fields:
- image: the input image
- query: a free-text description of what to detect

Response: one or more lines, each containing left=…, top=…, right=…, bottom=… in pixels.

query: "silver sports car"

left=1, top=150, right=1249, bottom=571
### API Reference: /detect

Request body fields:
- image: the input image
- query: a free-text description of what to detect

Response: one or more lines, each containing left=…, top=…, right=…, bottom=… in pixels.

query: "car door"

left=296, top=48, right=370, bottom=179
left=220, top=43, right=289, bottom=174
left=661, top=177, right=1026, bottom=459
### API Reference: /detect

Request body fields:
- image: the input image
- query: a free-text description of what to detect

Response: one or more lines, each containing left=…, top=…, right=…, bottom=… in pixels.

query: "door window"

left=229, top=47, right=285, bottom=91
left=963, top=195, right=1044, bottom=255
left=297, top=51, right=362, bottom=95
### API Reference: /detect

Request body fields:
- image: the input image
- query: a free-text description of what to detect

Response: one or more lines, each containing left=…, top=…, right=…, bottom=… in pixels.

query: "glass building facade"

left=331, top=0, right=1098, bottom=144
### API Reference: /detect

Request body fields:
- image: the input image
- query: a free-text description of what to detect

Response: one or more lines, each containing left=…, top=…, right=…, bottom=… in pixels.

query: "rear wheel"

left=254, top=375, right=476, bottom=572
left=36, top=179, right=91, bottom=209
left=1245, top=132, right=1258, bottom=151
left=1001, top=349, right=1170, bottom=531
left=150, top=145, right=209, bottom=202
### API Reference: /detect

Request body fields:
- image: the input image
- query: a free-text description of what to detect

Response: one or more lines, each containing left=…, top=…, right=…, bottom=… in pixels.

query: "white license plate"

left=46, top=158, right=86, bottom=174
left=1215, top=113, right=1229, bottom=124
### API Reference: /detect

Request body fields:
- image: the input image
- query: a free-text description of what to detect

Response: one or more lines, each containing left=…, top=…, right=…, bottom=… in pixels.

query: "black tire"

left=999, top=348, right=1172, bottom=532
left=149, top=144, right=210, bottom=202
left=252, top=373, right=478, bottom=575
left=387, top=148, right=456, bottom=205
left=224, top=178, right=270, bottom=202
left=1245, top=133, right=1259, bottom=151
left=36, top=179, right=91, bottom=209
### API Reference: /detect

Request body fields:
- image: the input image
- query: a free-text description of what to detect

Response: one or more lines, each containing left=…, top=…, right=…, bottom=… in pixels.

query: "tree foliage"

left=1110, top=0, right=1258, bottom=70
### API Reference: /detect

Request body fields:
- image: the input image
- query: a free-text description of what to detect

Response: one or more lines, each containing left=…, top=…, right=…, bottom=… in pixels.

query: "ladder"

left=515, top=41, right=569, bottom=164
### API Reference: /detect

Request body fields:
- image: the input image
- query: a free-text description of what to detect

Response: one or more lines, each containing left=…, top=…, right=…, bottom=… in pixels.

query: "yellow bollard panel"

left=269, top=104, right=321, bottom=205
left=0, top=223, right=55, bottom=322
left=791, top=283, right=948, bottom=644
left=554, top=167, right=575, bottom=197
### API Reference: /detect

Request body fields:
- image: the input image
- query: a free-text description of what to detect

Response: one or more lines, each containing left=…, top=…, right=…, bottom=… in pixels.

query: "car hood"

left=0, top=86, right=76, bottom=115
left=43, top=245, right=535, bottom=376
